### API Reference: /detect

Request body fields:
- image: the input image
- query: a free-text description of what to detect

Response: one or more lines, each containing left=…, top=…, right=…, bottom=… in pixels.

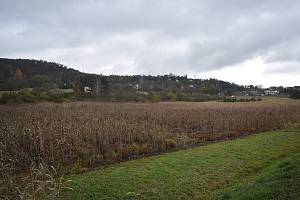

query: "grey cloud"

left=263, top=62, right=300, bottom=74
left=1, top=0, right=300, bottom=76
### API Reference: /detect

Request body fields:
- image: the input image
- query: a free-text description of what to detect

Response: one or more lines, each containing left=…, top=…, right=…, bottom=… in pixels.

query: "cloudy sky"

left=1, top=0, right=300, bottom=87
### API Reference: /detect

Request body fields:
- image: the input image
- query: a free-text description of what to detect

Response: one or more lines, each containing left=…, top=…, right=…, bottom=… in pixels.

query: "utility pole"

left=96, top=77, right=99, bottom=97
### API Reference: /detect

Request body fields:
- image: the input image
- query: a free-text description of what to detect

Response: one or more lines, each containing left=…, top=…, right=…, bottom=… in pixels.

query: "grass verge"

left=217, top=152, right=300, bottom=200
left=62, top=129, right=300, bottom=199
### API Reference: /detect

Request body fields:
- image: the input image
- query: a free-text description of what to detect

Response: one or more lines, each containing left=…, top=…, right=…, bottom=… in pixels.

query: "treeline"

left=290, top=89, right=300, bottom=99
left=0, top=89, right=220, bottom=104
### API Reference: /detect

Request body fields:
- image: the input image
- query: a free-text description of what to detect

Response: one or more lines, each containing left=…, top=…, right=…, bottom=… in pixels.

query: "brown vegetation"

left=0, top=161, right=71, bottom=199
left=1, top=100, right=300, bottom=174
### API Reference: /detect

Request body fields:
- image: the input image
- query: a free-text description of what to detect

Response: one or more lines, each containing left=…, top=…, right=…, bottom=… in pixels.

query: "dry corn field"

left=1, top=100, right=300, bottom=172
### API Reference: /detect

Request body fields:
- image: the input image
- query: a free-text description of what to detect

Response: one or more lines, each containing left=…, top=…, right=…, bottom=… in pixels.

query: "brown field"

left=1, top=100, right=300, bottom=172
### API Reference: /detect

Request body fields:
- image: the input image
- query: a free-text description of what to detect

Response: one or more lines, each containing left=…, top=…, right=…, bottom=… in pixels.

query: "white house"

left=84, top=86, right=92, bottom=93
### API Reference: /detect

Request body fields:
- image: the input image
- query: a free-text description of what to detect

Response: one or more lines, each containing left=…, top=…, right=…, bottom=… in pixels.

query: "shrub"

left=0, top=89, right=75, bottom=104
left=148, top=93, right=161, bottom=102
left=0, top=90, right=37, bottom=104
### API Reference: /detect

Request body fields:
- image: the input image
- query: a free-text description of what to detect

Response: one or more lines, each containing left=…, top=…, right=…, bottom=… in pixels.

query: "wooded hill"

left=0, top=58, right=240, bottom=90
left=1, top=58, right=292, bottom=102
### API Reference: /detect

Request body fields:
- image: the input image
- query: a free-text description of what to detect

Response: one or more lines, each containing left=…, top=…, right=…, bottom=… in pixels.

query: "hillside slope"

left=62, top=128, right=300, bottom=200
left=2, top=58, right=296, bottom=101
left=0, top=58, right=243, bottom=97
left=0, top=58, right=83, bottom=90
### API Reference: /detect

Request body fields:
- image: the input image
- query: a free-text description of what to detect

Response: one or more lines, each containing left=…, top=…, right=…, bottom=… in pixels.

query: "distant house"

left=264, top=89, right=279, bottom=96
left=242, top=89, right=264, bottom=96
left=84, top=86, right=92, bottom=93
left=249, top=90, right=261, bottom=96
left=137, top=91, right=149, bottom=96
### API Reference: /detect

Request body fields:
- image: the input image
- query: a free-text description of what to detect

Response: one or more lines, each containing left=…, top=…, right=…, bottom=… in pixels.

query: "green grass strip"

left=62, top=129, right=300, bottom=199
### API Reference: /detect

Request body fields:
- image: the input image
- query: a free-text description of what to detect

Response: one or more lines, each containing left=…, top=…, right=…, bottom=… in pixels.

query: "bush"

left=0, top=89, right=74, bottom=104
left=0, top=89, right=37, bottom=104
left=148, top=93, right=161, bottom=102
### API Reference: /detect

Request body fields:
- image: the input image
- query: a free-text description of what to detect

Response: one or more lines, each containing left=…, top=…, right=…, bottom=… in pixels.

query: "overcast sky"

left=1, top=0, right=300, bottom=87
